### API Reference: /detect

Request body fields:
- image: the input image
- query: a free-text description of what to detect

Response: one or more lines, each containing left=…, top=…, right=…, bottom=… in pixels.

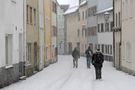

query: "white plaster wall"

left=0, top=0, right=24, bottom=67
left=57, top=5, right=65, bottom=54
left=39, top=0, right=45, bottom=70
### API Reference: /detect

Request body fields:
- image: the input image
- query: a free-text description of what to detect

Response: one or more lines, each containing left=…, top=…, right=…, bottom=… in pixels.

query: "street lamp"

left=104, top=12, right=110, bottom=21
left=104, top=12, right=110, bottom=32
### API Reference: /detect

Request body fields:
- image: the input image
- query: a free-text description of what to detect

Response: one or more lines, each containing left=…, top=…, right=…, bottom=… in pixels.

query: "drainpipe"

left=119, top=0, right=122, bottom=70
left=23, top=0, right=26, bottom=77
left=113, top=0, right=115, bottom=67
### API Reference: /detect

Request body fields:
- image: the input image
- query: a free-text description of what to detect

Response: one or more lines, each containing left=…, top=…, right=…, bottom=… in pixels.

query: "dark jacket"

left=72, top=48, right=80, bottom=59
left=85, top=49, right=93, bottom=58
left=92, top=52, right=104, bottom=68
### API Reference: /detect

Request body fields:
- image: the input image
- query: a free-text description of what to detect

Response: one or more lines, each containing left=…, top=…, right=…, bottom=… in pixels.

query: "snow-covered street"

left=1, top=55, right=135, bottom=90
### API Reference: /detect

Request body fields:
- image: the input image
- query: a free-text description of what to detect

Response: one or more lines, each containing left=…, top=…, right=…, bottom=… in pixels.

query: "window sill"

left=25, top=63, right=31, bottom=67
left=5, top=65, right=13, bottom=69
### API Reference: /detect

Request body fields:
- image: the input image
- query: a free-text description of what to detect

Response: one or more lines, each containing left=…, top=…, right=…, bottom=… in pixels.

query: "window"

left=90, top=27, right=96, bottom=36
left=5, top=34, right=13, bottom=66
left=107, top=45, right=109, bottom=54
left=102, top=44, right=104, bottom=53
left=88, top=6, right=97, bottom=17
left=110, top=45, right=112, bottom=55
left=98, top=44, right=100, bottom=50
left=118, top=12, right=120, bottom=27
left=34, top=9, right=36, bottom=26
left=52, top=1, right=57, bottom=13
left=98, top=24, right=100, bottom=32
left=78, top=13, right=80, bottom=21
left=110, top=22, right=113, bottom=32
left=105, top=23, right=109, bottom=32
left=30, top=7, right=32, bottom=24
left=82, top=26, right=85, bottom=37
left=101, top=23, right=104, bottom=32
left=85, top=10, right=87, bottom=19
left=116, top=13, right=117, bottom=27
left=82, top=11, right=84, bottom=20
left=105, top=45, right=108, bottom=54
left=27, top=5, right=29, bottom=23
left=27, top=43, right=32, bottom=63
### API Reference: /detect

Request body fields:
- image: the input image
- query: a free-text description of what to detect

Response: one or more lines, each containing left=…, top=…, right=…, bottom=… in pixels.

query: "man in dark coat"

left=85, top=46, right=93, bottom=68
left=72, top=47, right=80, bottom=68
left=92, top=49, right=104, bottom=80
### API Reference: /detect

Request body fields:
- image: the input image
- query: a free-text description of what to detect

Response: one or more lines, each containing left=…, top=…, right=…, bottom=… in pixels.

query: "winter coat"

left=72, top=49, right=80, bottom=59
left=85, top=49, right=93, bottom=58
left=92, top=52, right=104, bottom=68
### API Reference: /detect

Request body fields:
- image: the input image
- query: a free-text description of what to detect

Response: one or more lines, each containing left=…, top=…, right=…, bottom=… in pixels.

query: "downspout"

left=56, top=1, right=58, bottom=62
left=23, top=0, right=26, bottom=76
left=120, top=0, right=122, bottom=70
left=113, top=0, right=115, bottom=67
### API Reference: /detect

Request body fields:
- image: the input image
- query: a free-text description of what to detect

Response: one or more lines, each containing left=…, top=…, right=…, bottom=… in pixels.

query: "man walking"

left=85, top=46, right=93, bottom=68
left=72, top=47, right=80, bottom=68
left=92, top=49, right=104, bottom=80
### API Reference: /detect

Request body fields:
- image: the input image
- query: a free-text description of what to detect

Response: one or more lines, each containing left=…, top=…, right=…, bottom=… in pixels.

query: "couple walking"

left=72, top=46, right=104, bottom=80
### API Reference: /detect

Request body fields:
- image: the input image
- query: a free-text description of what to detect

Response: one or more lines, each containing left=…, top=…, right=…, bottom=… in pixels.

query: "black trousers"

left=95, top=67, right=102, bottom=79
left=86, top=57, right=91, bottom=68
left=73, top=58, right=78, bottom=68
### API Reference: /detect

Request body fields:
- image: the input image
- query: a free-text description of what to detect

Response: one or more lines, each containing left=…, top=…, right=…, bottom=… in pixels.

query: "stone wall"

left=0, top=63, right=20, bottom=88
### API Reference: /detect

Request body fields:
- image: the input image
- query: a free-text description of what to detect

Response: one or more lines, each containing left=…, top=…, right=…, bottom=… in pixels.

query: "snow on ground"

left=1, top=55, right=135, bottom=90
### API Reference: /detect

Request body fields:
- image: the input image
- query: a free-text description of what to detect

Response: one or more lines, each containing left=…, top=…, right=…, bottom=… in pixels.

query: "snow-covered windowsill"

left=25, top=63, right=31, bottom=67
left=5, top=65, right=13, bottom=69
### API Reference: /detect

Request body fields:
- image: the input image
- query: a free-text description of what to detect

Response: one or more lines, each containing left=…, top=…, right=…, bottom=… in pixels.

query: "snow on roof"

left=64, top=6, right=79, bottom=15
left=80, top=0, right=87, bottom=6
left=96, top=7, right=113, bottom=14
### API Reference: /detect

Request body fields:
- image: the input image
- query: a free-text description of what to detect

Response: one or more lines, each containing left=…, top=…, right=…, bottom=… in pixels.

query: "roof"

left=96, top=7, right=113, bottom=14
left=64, top=6, right=79, bottom=15
left=80, top=0, right=87, bottom=7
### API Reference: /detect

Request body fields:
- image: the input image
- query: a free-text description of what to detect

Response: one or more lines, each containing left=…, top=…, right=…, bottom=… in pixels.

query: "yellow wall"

left=26, top=0, right=39, bottom=75
left=44, top=0, right=52, bottom=64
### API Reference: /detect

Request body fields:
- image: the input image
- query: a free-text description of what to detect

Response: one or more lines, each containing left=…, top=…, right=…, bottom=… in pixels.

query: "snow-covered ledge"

left=5, top=65, right=13, bottom=69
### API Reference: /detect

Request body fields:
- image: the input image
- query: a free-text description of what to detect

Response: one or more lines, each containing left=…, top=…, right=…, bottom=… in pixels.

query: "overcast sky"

left=57, top=0, right=79, bottom=7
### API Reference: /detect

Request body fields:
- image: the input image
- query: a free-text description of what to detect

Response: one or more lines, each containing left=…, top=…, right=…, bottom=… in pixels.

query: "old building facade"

left=64, top=6, right=79, bottom=54
left=0, top=0, right=24, bottom=87
left=121, top=0, right=135, bottom=75
left=78, top=0, right=88, bottom=55
left=44, top=0, right=53, bottom=66
left=26, top=0, right=39, bottom=76
left=39, top=0, right=45, bottom=70
left=57, top=5, right=69, bottom=55
left=114, top=0, right=135, bottom=75
left=52, top=0, right=58, bottom=62
left=87, top=0, right=98, bottom=52
left=96, top=0, right=114, bottom=61
left=113, top=0, right=122, bottom=69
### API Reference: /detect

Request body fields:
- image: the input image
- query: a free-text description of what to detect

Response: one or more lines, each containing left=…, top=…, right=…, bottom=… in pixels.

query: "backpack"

left=95, top=52, right=103, bottom=64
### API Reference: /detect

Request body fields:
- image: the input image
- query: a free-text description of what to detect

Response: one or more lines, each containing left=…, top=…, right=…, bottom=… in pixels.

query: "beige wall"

left=44, top=0, right=53, bottom=65
left=66, top=11, right=80, bottom=54
left=114, top=0, right=122, bottom=69
left=121, top=0, right=135, bottom=74
left=26, top=0, right=39, bottom=76
left=79, top=4, right=87, bottom=55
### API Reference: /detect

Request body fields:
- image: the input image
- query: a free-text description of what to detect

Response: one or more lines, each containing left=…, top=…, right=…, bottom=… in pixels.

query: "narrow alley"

left=1, top=55, right=135, bottom=90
